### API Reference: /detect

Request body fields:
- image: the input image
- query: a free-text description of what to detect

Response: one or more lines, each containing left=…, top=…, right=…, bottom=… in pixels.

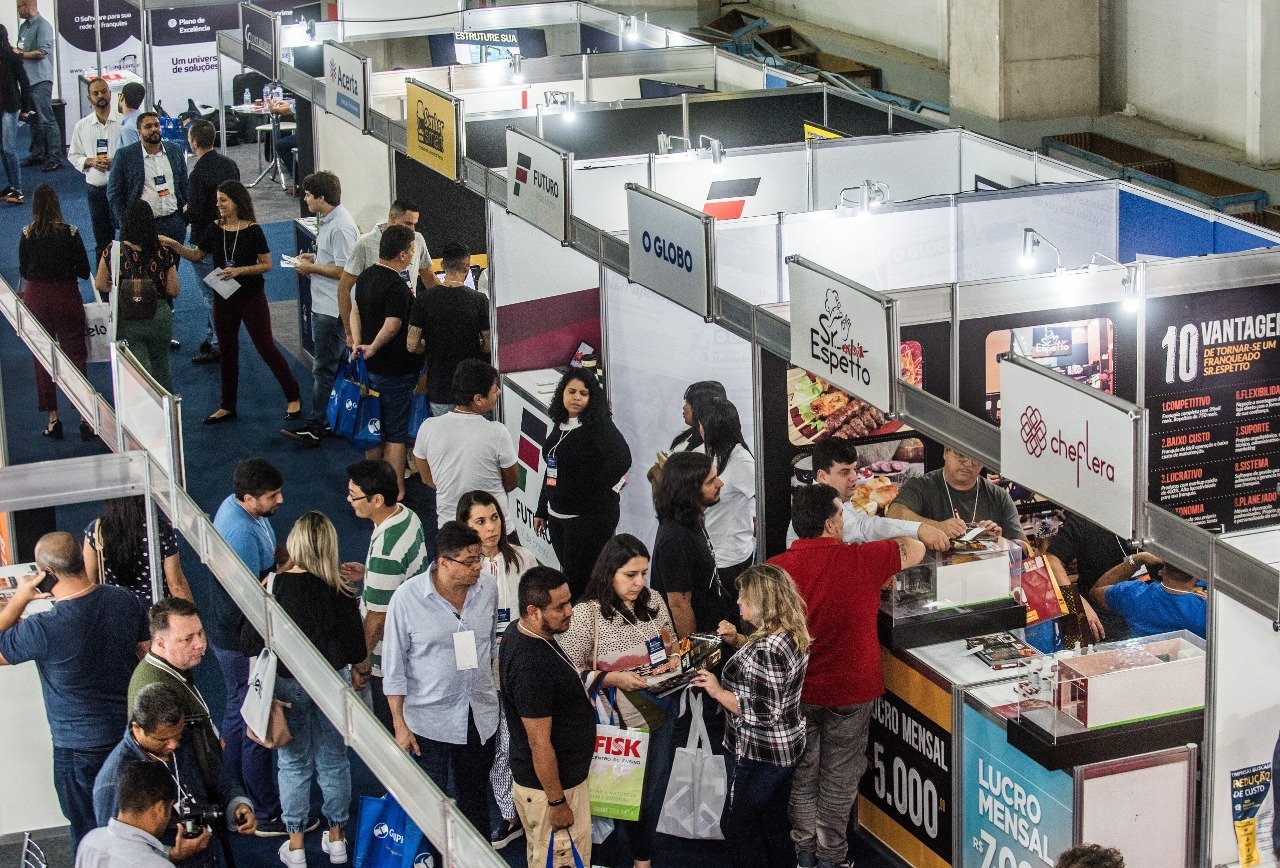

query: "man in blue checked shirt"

left=382, top=520, right=498, bottom=860
left=15, top=0, right=57, bottom=171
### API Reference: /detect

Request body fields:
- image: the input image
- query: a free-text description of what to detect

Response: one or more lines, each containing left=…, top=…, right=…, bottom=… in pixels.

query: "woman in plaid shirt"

left=692, top=563, right=811, bottom=867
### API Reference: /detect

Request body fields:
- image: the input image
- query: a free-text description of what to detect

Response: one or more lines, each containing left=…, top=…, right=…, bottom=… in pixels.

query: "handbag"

left=84, top=300, right=112, bottom=363
left=545, top=832, right=586, bottom=868
left=328, top=349, right=382, bottom=447
left=241, top=575, right=294, bottom=749
left=353, top=794, right=429, bottom=868
left=655, top=693, right=726, bottom=840
left=588, top=687, right=649, bottom=821
left=112, top=243, right=158, bottom=322
left=407, top=369, right=431, bottom=440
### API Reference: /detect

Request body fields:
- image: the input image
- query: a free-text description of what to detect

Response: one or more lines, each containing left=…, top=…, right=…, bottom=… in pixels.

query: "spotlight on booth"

left=1122, top=263, right=1144, bottom=312
left=624, top=15, right=640, bottom=42
left=698, top=135, right=725, bottom=171
left=545, top=91, right=576, bottom=120
left=657, top=133, right=692, bottom=155
left=511, top=55, right=524, bottom=84
left=836, top=181, right=890, bottom=220
left=1021, top=227, right=1062, bottom=273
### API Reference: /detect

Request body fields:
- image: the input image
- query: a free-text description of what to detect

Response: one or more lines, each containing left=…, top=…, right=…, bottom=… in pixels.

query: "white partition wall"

left=491, top=203, right=599, bottom=306
left=338, top=0, right=459, bottom=39
left=715, top=51, right=766, bottom=91
left=959, top=133, right=1039, bottom=191
left=810, top=130, right=963, bottom=208
left=715, top=216, right=782, bottom=304
left=573, top=160, right=648, bottom=231
left=603, top=268, right=754, bottom=545
left=315, top=111, right=391, bottom=231
left=653, top=147, right=808, bottom=217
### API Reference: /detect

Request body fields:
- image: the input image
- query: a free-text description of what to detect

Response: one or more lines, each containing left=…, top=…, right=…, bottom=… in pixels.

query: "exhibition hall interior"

left=0, top=0, right=1278, bottom=867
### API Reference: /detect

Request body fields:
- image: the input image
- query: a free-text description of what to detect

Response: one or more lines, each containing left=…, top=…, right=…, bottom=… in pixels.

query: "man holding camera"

left=77, top=762, right=178, bottom=868
left=0, top=531, right=149, bottom=852
left=95, top=682, right=254, bottom=866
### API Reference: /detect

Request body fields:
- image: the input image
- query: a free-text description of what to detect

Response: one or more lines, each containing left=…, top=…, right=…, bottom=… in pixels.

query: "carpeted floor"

left=0, top=129, right=896, bottom=868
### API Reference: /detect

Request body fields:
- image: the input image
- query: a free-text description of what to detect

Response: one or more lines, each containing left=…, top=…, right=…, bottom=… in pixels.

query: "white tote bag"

left=655, top=693, right=726, bottom=840
left=85, top=242, right=120, bottom=364
left=240, top=573, right=279, bottom=744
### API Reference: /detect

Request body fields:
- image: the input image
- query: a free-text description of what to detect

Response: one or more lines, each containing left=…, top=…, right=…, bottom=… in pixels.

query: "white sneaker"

left=278, top=841, right=307, bottom=866
left=321, top=834, right=349, bottom=864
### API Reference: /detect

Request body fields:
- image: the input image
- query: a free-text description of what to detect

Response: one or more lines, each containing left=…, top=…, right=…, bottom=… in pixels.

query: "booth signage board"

left=506, top=128, right=572, bottom=243
left=961, top=704, right=1073, bottom=868
left=241, top=3, right=279, bottom=81
left=625, top=184, right=715, bottom=319
left=999, top=356, right=1142, bottom=540
left=788, top=256, right=898, bottom=416
left=322, top=41, right=370, bottom=132
left=1145, top=283, right=1280, bottom=532
left=406, top=79, right=462, bottom=181
left=803, top=120, right=844, bottom=140
left=501, top=380, right=560, bottom=570
left=57, top=0, right=141, bottom=128
left=857, top=651, right=952, bottom=868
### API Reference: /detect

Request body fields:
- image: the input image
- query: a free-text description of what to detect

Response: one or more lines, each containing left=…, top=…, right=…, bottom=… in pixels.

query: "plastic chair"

left=19, top=833, right=47, bottom=868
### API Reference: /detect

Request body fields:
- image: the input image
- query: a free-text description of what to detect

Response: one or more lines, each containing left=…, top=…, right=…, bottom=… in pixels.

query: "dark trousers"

left=548, top=500, right=620, bottom=599
left=22, top=279, right=88, bottom=412
left=370, top=675, right=394, bottom=732
left=27, top=80, right=56, bottom=160
left=53, top=743, right=114, bottom=853
left=212, top=287, right=300, bottom=412
left=723, top=754, right=798, bottom=868
left=85, top=183, right=116, bottom=261
left=414, top=714, right=496, bottom=860
left=212, top=645, right=281, bottom=819
left=616, top=705, right=677, bottom=861
left=154, top=213, right=186, bottom=247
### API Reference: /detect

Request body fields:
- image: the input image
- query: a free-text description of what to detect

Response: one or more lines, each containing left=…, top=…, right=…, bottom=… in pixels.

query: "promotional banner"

left=962, top=703, right=1073, bottom=868
left=1145, top=284, right=1280, bottom=532
left=241, top=3, right=279, bottom=81
left=999, top=356, right=1142, bottom=539
left=506, top=128, right=572, bottom=242
left=803, top=120, right=844, bottom=140
left=625, top=184, right=715, bottom=319
left=1231, top=762, right=1273, bottom=866
left=149, top=4, right=240, bottom=118
left=56, top=0, right=141, bottom=128
left=858, top=651, right=952, bottom=868
left=788, top=256, right=899, bottom=417
left=405, top=78, right=461, bottom=181
left=501, top=380, right=559, bottom=568
left=321, top=41, right=369, bottom=132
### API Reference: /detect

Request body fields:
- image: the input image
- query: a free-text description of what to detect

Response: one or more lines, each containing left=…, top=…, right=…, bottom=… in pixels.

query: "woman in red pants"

left=18, top=184, right=92, bottom=440
left=162, top=179, right=301, bottom=424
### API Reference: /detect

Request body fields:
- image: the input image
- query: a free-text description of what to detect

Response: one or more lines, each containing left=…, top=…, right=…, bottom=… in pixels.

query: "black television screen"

left=638, top=78, right=713, bottom=99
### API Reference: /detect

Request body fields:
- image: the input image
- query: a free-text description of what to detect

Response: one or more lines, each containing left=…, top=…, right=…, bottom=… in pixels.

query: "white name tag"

left=453, top=630, right=478, bottom=671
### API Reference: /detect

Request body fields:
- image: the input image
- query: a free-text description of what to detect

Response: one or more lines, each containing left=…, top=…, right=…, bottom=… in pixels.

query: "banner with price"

left=858, top=650, right=953, bottom=868
left=961, top=703, right=1073, bottom=868
left=1146, top=284, right=1280, bottom=532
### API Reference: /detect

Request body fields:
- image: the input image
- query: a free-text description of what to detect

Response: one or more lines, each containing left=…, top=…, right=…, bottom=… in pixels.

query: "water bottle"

left=242, top=88, right=251, bottom=107
left=272, top=84, right=283, bottom=102
left=262, top=83, right=271, bottom=104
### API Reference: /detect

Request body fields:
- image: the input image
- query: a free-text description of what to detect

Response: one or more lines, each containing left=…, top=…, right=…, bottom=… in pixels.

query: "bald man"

left=0, top=531, right=150, bottom=850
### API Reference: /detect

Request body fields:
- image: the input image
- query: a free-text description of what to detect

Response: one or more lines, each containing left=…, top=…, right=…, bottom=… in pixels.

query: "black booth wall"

left=393, top=150, right=488, bottom=257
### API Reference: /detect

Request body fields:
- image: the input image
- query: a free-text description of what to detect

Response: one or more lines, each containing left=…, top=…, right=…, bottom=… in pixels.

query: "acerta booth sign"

left=322, top=41, right=370, bottom=132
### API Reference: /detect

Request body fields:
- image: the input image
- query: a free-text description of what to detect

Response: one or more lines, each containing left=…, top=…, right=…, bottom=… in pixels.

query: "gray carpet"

left=222, top=140, right=303, bottom=226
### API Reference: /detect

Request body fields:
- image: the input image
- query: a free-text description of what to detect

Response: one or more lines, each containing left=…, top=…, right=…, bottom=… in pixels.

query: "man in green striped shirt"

left=340, top=460, right=428, bottom=731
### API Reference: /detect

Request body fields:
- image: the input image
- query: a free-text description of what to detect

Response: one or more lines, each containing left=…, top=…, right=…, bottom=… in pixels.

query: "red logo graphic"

left=1020, top=406, right=1048, bottom=457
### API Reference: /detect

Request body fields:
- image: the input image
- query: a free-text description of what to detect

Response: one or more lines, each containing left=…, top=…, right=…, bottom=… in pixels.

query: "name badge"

left=544, top=454, right=557, bottom=488
left=95, top=138, right=108, bottom=155
left=496, top=608, right=511, bottom=630
left=453, top=630, right=478, bottom=671
left=399, top=268, right=412, bottom=286
left=154, top=174, right=171, bottom=196
left=646, top=635, right=668, bottom=667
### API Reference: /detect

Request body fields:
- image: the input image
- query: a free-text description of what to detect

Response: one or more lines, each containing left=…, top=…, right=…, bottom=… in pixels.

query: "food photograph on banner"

left=57, top=0, right=140, bottom=125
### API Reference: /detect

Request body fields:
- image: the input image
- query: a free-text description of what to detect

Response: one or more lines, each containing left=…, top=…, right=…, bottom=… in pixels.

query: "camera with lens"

left=175, top=793, right=224, bottom=835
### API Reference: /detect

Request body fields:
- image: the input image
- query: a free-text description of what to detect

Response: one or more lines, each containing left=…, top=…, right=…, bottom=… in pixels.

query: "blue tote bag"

left=328, top=349, right=382, bottom=448
left=353, top=794, right=431, bottom=868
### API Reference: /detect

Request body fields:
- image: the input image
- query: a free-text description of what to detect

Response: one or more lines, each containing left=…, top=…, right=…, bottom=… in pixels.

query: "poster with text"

left=149, top=4, right=240, bottom=119
left=57, top=0, right=140, bottom=128
left=1146, top=285, right=1280, bottom=532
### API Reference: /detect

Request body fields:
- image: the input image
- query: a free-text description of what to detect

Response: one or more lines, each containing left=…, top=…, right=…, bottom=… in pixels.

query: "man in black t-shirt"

left=407, top=241, right=491, bottom=418
left=350, top=225, right=420, bottom=501
left=500, top=567, right=594, bottom=868
left=1046, top=512, right=1135, bottom=642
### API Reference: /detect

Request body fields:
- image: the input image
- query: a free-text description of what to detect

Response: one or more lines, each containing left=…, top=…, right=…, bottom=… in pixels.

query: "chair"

left=19, top=833, right=47, bottom=868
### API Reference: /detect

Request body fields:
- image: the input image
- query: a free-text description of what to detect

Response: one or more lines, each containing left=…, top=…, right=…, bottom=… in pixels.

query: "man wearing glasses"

left=340, top=459, right=427, bottom=731
left=887, top=445, right=1027, bottom=546
left=380, top=520, right=498, bottom=865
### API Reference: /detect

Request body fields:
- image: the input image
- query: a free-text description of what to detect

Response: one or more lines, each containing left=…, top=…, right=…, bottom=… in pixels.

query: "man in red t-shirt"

left=768, top=483, right=924, bottom=868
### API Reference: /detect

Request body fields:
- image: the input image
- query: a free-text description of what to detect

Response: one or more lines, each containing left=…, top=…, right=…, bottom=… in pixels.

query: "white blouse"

left=703, top=445, right=757, bottom=567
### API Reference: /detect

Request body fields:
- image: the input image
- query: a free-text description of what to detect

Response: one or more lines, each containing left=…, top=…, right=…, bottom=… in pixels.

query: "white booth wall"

left=653, top=147, right=810, bottom=217
left=572, top=160, right=649, bottom=230
left=314, top=111, right=391, bottom=231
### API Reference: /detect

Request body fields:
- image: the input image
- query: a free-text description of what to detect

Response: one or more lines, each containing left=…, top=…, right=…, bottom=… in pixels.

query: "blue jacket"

left=106, top=140, right=189, bottom=224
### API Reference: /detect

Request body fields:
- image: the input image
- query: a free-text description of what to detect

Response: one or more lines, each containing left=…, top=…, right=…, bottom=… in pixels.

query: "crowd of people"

left=0, top=69, right=1187, bottom=868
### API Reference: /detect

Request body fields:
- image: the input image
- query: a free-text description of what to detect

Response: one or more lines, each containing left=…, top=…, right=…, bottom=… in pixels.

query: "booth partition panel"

left=465, top=115, right=539, bottom=168
left=810, top=131, right=965, bottom=208
left=394, top=151, right=488, bottom=258
left=825, top=93, right=936, bottom=137
left=653, top=148, right=808, bottom=218
left=958, top=132, right=1043, bottom=192
left=689, top=90, right=825, bottom=150
left=572, top=160, right=648, bottom=231
left=316, top=110, right=391, bottom=230
left=1118, top=188, right=1278, bottom=262
left=714, top=51, right=767, bottom=92
left=715, top=216, right=783, bottom=304
left=539, top=103, right=685, bottom=161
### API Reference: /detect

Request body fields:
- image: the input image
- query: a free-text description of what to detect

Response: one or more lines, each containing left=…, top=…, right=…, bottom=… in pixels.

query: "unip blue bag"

left=329, top=349, right=382, bottom=448
left=546, top=831, right=586, bottom=868
left=407, top=379, right=432, bottom=441
left=325, top=348, right=352, bottom=431
left=353, top=794, right=431, bottom=868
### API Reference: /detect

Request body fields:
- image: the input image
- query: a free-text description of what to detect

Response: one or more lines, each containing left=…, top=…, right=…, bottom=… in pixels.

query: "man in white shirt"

left=282, top=170, right=358, bottom=445
left=786, top=437, right=951, bottom=551
left=76, top=761, right=176, bottom=868
left=413, top=359, right=517, bottom=528
left=337, top=199, right=439, bottom=346
left=68, top=77, right=122, bottom=262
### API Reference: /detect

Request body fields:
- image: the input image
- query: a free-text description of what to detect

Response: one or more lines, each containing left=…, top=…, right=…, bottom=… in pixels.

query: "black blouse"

left=239, top=570, right=365, bottom=679
left=19, top=224, right=91, bottom=282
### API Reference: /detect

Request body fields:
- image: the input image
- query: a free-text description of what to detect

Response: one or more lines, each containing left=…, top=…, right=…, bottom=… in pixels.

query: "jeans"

left=547, top=500, right=620, bottom=600
left=788, top=701, right=875, bottom=863
left=0, top=110, right=20, bottom=189
left=22, top=279, right=87, bottom=412
left=369, top=675, right=394, bottom=732
left=191, top=257, right=219, bottom=347
left=616, top=701, right=678, bottom=861
left=86, top=184, right=116, bottom=263
left=212, top=645, right=281, bottom=820
left=53, top=743, right=114, bottom=853
left=276, top=673, right=351, bottom=833
left=724, top=754, right=798, bottom=868
left=154, top=213, right=187, bottom=246
left=275, top=132, right=297, bottom=182
left=27, top=79, right=56, bottom=160
left=309, top=312, right=343, bottom=424
left=367, top=371, right=416, bottom=445
left=489, top=705, right=515, bottom=819
left=414, top=713, right=496, bottom=861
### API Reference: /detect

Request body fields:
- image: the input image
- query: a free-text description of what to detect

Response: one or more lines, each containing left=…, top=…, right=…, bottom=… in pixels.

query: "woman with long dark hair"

left=559, top=534, right=680, bottom=868
left=671, top=380, right=726, bottom=452
left=162, top=179, right=301, bottom=424
left=82, top=495, right=192, bottom=610
left=456, top=489, right=533, bottom=849
left=94, top=200, right=180, bottom=391
left=0, top=23, right=28, bottom=204
left=532, top=368, right=632, bottom=599
left=700, top=396, right=757, bottom=584
left=19, top=184, right=90, bottom=439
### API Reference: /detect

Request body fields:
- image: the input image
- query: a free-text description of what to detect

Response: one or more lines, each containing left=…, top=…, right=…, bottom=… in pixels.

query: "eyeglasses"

left=346, top=491, right=371, bottom=503
left=950, top=454, right=982, bottom=467
left=445, top=555, right=483, bottom=569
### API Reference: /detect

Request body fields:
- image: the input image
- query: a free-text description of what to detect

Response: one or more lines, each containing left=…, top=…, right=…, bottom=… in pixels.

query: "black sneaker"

left=192, top=343, right=220, bottom=365
left=281, top=425, right=321, bottom=447
left=20, top=155, right=42, bottom=168
left=253, top=816, right=289, bottom=837
left=170, top=339, right=181, bottom=351
left=489, top=818, right=523, bottom=850
left=41, top=158, right=61, bottom=172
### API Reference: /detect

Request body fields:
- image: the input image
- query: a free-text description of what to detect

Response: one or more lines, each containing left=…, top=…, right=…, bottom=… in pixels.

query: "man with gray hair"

left=0, top=531, right=150, bottom=851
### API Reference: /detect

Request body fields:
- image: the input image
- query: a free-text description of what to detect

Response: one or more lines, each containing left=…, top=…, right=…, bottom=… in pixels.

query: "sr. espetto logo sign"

left=807, top=287, right=871, bottom=385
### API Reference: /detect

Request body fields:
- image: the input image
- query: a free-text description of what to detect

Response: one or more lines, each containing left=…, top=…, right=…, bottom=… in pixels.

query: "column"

left=1246, top=0, right=1280, bottom=167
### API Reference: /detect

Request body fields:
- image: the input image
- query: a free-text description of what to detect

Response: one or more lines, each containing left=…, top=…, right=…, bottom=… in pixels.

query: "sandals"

left=2, top=186, right=24, bottom=205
